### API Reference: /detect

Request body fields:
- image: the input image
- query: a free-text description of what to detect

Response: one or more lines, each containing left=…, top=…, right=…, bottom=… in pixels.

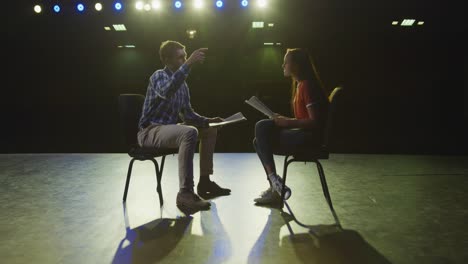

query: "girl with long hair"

left=253, top=48, right=330, bottom=205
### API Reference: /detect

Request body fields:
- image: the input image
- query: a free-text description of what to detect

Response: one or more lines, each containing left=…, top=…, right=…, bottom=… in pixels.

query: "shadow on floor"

left=248, top=209, right=392, bottom=264
left=111, top=202, right=231, bottom=264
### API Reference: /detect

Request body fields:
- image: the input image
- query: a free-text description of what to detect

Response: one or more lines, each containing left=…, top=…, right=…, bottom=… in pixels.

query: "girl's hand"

left=273, top=115, right=290, bottom=127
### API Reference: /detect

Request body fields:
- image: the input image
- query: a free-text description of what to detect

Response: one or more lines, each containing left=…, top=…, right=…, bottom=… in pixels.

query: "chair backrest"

left=323, top=86, right=344, bottom=148
left=118, top=94, right=145, bottom=147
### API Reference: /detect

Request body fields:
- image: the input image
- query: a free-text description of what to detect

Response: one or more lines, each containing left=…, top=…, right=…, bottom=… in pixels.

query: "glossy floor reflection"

left=1, top=153, right=467, bottom=263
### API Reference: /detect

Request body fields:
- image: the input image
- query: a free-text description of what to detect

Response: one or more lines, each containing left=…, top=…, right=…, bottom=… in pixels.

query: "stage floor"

left=1, top=153, right=467, bottom=264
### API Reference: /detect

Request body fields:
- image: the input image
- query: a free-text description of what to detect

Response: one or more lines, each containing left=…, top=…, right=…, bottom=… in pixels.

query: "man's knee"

left=182, top=126, right=199, bottom=142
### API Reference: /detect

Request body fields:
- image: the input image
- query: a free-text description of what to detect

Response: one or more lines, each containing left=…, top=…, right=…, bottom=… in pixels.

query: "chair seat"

left=128, top=145, right=179, bottom=159
left=273, top=145, right=330, bottom=161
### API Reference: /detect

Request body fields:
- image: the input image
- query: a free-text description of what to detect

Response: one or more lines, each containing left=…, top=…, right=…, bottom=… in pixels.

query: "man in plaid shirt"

left=138, top=41, right=231, bottom=211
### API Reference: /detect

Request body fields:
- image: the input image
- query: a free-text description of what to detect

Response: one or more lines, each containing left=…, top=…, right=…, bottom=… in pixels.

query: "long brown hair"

left=286, top=48, right=327, bottom=111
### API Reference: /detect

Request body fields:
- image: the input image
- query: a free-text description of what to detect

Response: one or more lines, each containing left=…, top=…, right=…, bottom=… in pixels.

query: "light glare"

left=114, top=2, right=122, bottom=10
left=34, top=5, right=42, bottom=13
left=77, top=3, right=85, bottom=12
left=152, top=0, right=162, bottom=9
left=257, top=0, right=267, bottom=8
left=194, top=0, right=204, bottom=9
left=136, top=1, right=144, bottom=10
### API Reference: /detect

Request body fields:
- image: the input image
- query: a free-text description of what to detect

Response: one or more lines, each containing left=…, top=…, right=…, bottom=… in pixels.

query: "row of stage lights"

left=33, top=0, right=268, bottom=14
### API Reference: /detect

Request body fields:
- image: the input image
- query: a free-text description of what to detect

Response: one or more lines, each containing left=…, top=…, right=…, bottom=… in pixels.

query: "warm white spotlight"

left=194, top=0, right=204, bottom=9
left=125, top=45, right=136, bottom=48
left=95, top=3, right=103, bottom=11
left=257, top=0, right=267, bottom=8
left=187, top=29, right=197, bottom=39
left=135, top=1, right=144, bottom=10
left=152, top=0, right=162, bottom=10
left=392, top=21, right=398, bottom=25
left=268, top=23, right=274, bottom=27
left=144, top=3, right=151, bottom=11
left=264, top=42, right=274, bottom=46
left=104, top=26, right=111, bottom=31
left=34, top=5, right=42, bottom=13
left=417, top=21, right=424, bottom=25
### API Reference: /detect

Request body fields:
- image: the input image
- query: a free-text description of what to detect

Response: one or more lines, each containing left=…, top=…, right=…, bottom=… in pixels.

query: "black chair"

left=118, top=94, right=178, bottom=207
left=275, top=87, right=344, bottom=227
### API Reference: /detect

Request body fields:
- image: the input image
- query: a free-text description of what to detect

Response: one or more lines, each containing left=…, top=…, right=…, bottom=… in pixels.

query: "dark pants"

left=253, top=119, right=322, bottom=177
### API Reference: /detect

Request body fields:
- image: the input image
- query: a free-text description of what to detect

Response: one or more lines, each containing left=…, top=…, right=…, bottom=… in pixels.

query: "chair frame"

left=119, top=94, right=178, bottom=207
left=278, top=87, right=343, bottom=228
left=280, top=155, right=341, bottom=227
left=122, top=154, right=167, bottom=207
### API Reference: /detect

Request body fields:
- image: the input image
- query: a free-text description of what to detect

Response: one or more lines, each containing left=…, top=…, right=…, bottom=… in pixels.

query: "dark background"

left=3, top=0, right=468, bottom=154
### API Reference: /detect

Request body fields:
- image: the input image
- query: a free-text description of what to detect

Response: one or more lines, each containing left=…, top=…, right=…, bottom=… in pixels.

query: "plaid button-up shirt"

left=139, top=64, right=209, bottom=129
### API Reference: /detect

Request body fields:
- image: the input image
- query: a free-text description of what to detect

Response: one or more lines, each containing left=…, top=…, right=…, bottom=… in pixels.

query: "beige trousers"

left=137, top=124, right=218, bottom=190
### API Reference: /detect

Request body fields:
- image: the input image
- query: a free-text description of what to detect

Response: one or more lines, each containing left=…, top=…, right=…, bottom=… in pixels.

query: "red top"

left=294, top=80, right=314, bottom=119
left=293, top=80, right=329, bottom=127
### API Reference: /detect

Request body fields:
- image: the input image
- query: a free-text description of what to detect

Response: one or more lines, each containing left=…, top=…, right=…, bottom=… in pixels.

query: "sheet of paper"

left=208, top=112, right=247, bottom=127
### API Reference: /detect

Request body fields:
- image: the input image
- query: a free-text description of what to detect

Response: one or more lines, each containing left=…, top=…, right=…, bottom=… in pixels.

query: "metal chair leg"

left=150, top=158, right=163, bottom=207
left=316, top=160, right=341, bottom=227
left=281, top=156, right=295, bottom=208
left=123, top=158, right=136, bottom=202
left=158, top=155, right=166, bottom=176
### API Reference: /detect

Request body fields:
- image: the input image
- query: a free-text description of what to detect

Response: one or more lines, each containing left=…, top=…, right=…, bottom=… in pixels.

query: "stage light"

left=175, top=1, right=182, bottom=8
left=252, top=21, right=264, bottom=28
left=417, top=21, right=424, bottom=25
left=152, top=0, right=162, bottom=10
left=276, top=43, right=281, bottom=46
left=216, top=0, right=223, bottom=8
left=392, top=21, right=398, bottom=25
left=113, top=24, right=127, bottom=31
left=401, top=19, right=415, bottom=26
left=263, top=42, right=274, bottom=46
left=186, top=29, right=197, bottom=39
left=114, top=2, right=122, bottom=10
left=104, top=26, right=111, bottom=31
left=136, top=1, right=144, bottom=10
left=53, top=5, right=61, bottom=13
left=257, top=0, right=267, bottom=8
left=194, top=0, right=204, bottom=9
left=95, top=3, right=103, bottom=11
left=77, top=3, right=85, bottom=12
left=241, top=0, right=249, bottom=7
left=144, top=3, right=151, bottom=11
left=125, top=45, right=136, bottom=48
left=34, top=5, right=42, bottom=13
